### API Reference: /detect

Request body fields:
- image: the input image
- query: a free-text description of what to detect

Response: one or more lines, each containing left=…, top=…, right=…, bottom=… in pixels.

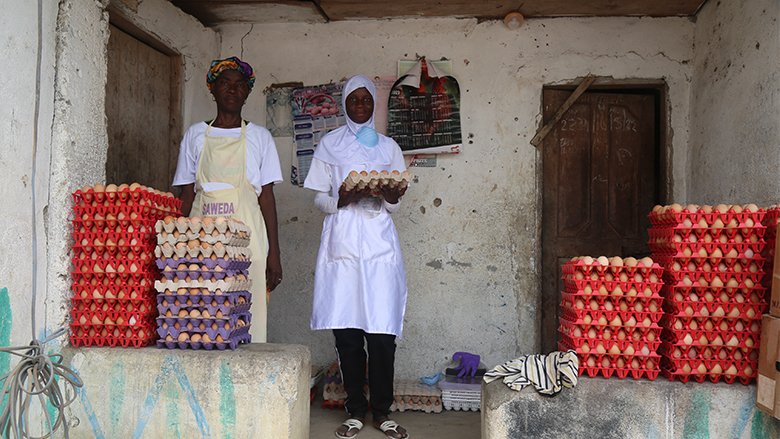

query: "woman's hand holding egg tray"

left=341, top=170, right=411, bottom=203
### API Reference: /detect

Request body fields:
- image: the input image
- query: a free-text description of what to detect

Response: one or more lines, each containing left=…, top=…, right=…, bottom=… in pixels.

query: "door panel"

left=541, top=90, right=658, bottom=353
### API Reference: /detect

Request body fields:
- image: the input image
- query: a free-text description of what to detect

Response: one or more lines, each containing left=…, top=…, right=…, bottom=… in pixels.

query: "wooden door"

left=105, top=24, right=180, bottom=192
left=541, top=90, right=659, bottom=352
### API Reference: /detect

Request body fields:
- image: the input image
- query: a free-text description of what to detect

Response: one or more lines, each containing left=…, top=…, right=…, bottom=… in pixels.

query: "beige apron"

left=191, top=121, right=268, bottom=342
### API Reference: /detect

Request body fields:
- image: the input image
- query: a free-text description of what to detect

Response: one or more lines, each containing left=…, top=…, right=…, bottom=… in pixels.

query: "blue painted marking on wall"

left=750, top=410, right=769, bottom=439
left=219, top=360, right=236, bottom=439
left=683, top=389, right=711, bottom=439
left=171, top=356, right=212, bottom=438
left=729, top=393, right=755, bottom=438
left=70, top=365, right=106, bottom=439
left=132, top=357, right=170, bottom=439
left=0, top=288, right=12, bottom=415
left=165, top=374, right=182, bottom=439
left=110, top=361, right=126, bottom=435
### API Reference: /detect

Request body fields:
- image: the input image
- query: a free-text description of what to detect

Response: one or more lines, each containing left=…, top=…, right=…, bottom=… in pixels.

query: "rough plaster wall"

left=218, top=17, right=693, bottom=378
left=0, top=1, right=59, bottom=349
left=688, top=0, right=780, bottom=205
left=43, top=0, right=219, bottom=343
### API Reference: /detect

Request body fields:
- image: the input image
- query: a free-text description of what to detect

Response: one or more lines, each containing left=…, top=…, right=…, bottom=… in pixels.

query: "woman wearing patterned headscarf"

left=173, top=56, right=283, bottom=343
left=304, top=75, right=409, bottom=439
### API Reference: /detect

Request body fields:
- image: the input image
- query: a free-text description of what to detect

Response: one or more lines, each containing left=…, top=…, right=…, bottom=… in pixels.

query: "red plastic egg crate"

left=69, top=186, right=182, bottom=348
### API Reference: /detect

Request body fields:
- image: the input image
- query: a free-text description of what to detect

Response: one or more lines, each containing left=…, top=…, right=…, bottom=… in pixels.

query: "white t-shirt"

left=172, top=121, right=283, bottom=194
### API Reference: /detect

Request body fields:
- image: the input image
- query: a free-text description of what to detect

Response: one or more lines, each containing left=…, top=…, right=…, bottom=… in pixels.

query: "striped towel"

left=483, top=350, right=579, bottom=395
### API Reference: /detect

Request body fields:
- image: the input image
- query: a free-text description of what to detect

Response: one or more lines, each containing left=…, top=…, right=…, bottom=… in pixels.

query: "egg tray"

left=70, top=334, right=156, bottom=349
left=71, top=297, right=155, bottom=315
left=74, top=186, right=181, bottom=206
left=665, top=270, right=765, bottom=287
left=562, top=290, right=663, bottom=309
left=661, top=314, right=763, bottom=334
left=562, top=278, right=664, bottom=295
left=73, top=202, right=179, bottom=220
left=660, top=328, right=759, bottom=349
left=157, top=268, right=249, bottom=281
left=73, top=255, right=154, bottom=270
left=72, top=309, right=157, bottom=327
left=662, top=283, right=766, bottom=300
left=155, top=243, right=251, bottom=260
left=659, top=358, right=756, bottom=384
left=560, top=305, right=664, bottom=328
left=155, top=258, right=252, bottom=271
left=648, top=209, right=766, bottom=228
left=154, top=277, right=251, bottom=293
left=73, top=249, right=154, bottom=266
left=662, top=267, right=766, bottom=285
left=662, top=298, right=766, bottom=320
left=156, top=217, right=250, bottom=237
left=71, top=283, right=154, bottom=300
left=156, top=331, right=251, bottom=351
left=156, top=312, right=251, bottom=340
left=70, top=321, right=155, bottom=339
left=73, top=229, right=156, bottom=246
left=558, top=349, right=661, bottom=380
left=559, top=317, right=660, bottom=341
left=648, top=225, right=766, bottom=244
left=155, top=233, right=249, bottom=248
left=559, top=332, right=661, bottom=354
left=71, top=270, right=158, bottom=284
left=563, top=259, right=663, bottom=275
left=648, top=240, right=767, bottom=259
left=73, top=217, right=156, bottom=233
left=660, top=342, right=758, bottom=362
left=156, top=292, right=251, bottom=316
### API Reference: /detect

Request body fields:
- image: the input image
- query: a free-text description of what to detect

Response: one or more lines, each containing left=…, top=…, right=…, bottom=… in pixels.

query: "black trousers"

left=333, top=328, right=396, bottom=419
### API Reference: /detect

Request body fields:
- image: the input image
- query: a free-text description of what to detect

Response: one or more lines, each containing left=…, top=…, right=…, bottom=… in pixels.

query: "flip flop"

left=335, top=418, right=364, bottom=438
left=377, top=419, right=409, bottom=439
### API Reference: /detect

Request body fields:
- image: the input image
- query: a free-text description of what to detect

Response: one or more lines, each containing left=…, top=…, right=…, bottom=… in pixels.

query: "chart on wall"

left=387, top=58, right=462, bottom=155
left=289, top=82, right=347, bottom=186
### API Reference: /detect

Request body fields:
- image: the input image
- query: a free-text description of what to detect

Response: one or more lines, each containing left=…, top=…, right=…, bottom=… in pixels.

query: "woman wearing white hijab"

left=304, top=75, right=409, bottom=439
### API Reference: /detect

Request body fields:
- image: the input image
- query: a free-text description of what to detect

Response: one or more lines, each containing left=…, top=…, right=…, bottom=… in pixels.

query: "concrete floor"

left=309, top=401, right=481, bottom=439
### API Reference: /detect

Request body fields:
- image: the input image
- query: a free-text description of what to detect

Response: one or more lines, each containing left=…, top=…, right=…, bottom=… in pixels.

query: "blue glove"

left=420, top=372, right=442, bottom=386
left=453, top=352, right=480, bottom=378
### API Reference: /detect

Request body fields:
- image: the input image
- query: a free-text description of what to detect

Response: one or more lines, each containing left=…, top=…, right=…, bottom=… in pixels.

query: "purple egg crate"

left=156, top=327, right=252, bottom=350
left=156, top=291, right=251, bottom=317
left=156, top=257, right=251, bottom=271
left=155, top=312, right=251, bottom=340
left=158, top=269, right=248, bottom=281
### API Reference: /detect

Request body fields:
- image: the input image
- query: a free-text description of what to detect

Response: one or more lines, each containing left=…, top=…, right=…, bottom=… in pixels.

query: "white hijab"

left=313, top=75, right=392, bottom=166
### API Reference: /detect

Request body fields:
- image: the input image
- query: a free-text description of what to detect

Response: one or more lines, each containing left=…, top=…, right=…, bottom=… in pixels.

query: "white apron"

left=310, top=162, right=407, bottom=337
left=191, top=121, right=269, bottom=342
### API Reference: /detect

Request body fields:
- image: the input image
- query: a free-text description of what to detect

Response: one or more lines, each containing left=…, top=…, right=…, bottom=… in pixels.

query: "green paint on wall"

left=0, top=288, right=12, bottom=414
left=166, top=376, right=182, bottom=439
left=219, top=360, right=236, bottom=439
left=750, top=410, right=769, bottom=439
left=683, top=389, right=711, bottom=439
left=110, top=362, right=126, bottom=434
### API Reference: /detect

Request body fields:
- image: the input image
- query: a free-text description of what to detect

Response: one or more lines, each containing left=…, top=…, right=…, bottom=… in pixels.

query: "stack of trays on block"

left=439, top=375, right=481, bottom=411
left=70, top=183, right=182, bottom=347
left=154, top=216, right=253, bottom=350
left=558, top=256, right=663, bottom=380
left=649, top=203, right=767, bottom=384
left=391, top=380, right=443, bottom=413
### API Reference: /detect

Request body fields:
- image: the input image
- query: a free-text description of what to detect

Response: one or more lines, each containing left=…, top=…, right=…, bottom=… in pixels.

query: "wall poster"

left=387, top=58, right=462, bottom=155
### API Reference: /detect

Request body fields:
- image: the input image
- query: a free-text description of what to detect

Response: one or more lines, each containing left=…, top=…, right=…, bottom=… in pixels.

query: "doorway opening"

left=105, top=9, right=183, bottom=192
left=540, top=82, right=670, bottom=353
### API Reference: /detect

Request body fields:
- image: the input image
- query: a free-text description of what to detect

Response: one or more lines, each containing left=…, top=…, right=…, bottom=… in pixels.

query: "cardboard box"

left=757, top=314, right=780, bottom=418
left=771, top=224, right=780, bottom=317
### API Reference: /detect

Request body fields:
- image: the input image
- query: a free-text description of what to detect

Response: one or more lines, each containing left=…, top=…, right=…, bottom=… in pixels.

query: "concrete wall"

left=217, top=17, right=695, bottom=379
left=688, top=0, right=780, bottom=205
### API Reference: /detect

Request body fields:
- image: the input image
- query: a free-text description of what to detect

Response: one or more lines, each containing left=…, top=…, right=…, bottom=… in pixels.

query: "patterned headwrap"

left=206, top=56, right=255, bottom=91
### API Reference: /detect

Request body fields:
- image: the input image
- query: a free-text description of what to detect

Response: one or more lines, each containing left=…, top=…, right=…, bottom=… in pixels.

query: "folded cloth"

left=483, top=350, right=579, bottom=395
